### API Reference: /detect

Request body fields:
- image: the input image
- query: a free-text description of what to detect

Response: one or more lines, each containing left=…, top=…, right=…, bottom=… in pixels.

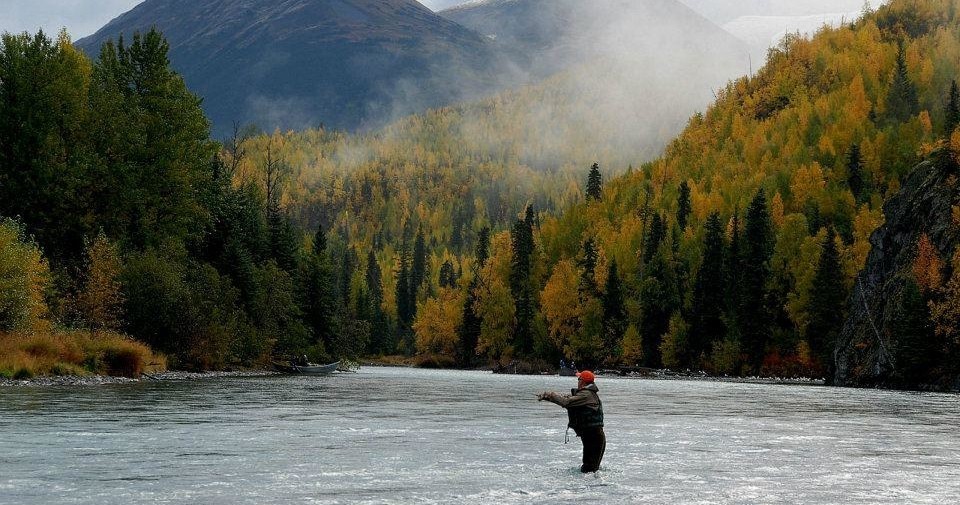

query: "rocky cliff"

left=833, top=155, right=959, bottom=389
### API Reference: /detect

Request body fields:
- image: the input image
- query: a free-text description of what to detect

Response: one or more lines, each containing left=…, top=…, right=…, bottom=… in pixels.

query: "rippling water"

left=1, top=367, right=959, bottom=504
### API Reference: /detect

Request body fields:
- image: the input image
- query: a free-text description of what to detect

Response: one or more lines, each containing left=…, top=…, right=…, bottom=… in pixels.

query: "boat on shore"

left=273, top=361, right=340, bottom=375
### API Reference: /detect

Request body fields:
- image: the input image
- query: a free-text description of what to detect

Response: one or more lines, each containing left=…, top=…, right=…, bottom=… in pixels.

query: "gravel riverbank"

left=0, top=370, right=279, bottom=387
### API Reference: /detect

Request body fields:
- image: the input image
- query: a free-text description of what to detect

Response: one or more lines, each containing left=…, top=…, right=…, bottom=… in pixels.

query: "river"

left=1, top=367, right=958, bottom=504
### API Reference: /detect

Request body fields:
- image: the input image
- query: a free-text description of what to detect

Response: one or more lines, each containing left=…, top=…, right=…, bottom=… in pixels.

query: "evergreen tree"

left=578, top=238, right=599, bottom=296
left=724, top=212, right=744, bottom=341
left=510, top=208, right=536, bottom=354
left=339, top=247, right=357, bottom=306
left=945, top=80, right=960, bottom=136
left=395, top=242, right=413, bottom=333
left=741, top=190, right=774, bottom=371
left=885, top=41, right=920, bottom=123
left=458, top=227, right=491, bottom=366
left=643, top=214, right=666, bottom=264
left=640, top=248, right=678, bottom=368
left=806, top=229, right=847, bottom=369
left=439, top=260, right=457, bottom=288
left=411, top=225, right=427, bottom=307
left=677, top=181, right=692, bottom=231
left=304, top=223, right=337, bottom=352
left=689, top=212, right=726, bottom=367
left=363, top=250, right=392, bottom=354
left=586, top=163, right=603, bottom=201
left=475, top=226, right=491, bottom=266
left=601, top=259, right=628, bottom=352
left=846, top=144, right=866, bottom=204
left=892, top=280, right=941, bottom=385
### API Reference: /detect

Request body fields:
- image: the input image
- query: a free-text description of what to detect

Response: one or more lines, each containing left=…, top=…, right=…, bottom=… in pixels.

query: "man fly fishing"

left=538, top=370, right=606, bottom=473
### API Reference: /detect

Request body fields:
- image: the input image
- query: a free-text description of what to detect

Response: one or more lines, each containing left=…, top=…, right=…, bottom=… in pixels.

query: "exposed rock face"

left=833, top=158, right=959, bottom=388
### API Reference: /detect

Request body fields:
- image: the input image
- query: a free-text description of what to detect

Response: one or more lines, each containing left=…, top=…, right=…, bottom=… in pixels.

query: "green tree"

left=458, top=227, right=490, bottom=366
left=510, top=207, right=536, bottom=354
left=945, top=80, right=960, bottom=136
left=303, top=224, right=338, bottom=353
left=578, top=237, right=599, bottom=297
left=89, top=29, right=217, bottom=251
left=601, top=258, right=627, bottom=355
left=806, top=229, right=847, bottom=369
left=689, top=212, right=726, bottom=367
left=0, top=31, right=91, bottom=263
left=741, top=190, right=774, bottom=371
left=439, top=260, right=457, bottom=288
left=892, top=279, right=940, bottom=385
left=411, top=225, right=427, bottom=307
left=643, top=214, right=666, bottom=264
left=885, top=41, right=920, bottom=123
left=586, top=163, right=602, bottom=201
left=846, top=144, right=867, bottom=204
left=677, top=181, right=692, bottom=231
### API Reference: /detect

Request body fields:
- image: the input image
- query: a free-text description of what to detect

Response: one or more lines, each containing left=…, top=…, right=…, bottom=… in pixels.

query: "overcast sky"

left=0, top=0, right=878, bottom=41
left=0, top=1, right=460, bottom=38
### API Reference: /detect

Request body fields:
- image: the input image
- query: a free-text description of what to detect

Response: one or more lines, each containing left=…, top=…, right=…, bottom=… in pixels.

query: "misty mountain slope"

left=433, top=0, right=751, bottom=169
left=441, top=0, right=750, bottom=79
left=76, top=0, right=521, bottom=136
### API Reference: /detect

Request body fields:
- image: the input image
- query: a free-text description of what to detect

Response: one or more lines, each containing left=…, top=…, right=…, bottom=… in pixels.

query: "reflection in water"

left=1, top=367, right=959, bottom=504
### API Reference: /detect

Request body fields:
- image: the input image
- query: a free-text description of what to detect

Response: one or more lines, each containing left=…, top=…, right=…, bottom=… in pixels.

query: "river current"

left=1, top=367, right=958, bottom=504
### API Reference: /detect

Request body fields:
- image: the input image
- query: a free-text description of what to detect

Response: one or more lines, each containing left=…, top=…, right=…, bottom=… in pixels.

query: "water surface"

left=1, top=367, right=958, bottom=504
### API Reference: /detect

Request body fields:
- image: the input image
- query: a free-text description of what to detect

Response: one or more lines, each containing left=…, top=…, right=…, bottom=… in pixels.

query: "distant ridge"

left=77, top=0, right=520, bottom=137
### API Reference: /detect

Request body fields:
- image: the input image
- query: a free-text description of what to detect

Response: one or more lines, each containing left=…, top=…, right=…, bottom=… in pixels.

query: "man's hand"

left=537, top=392, right=550, bottom=401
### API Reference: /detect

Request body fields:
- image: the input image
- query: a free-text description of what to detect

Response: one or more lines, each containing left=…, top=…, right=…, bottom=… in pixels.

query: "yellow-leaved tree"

left=0, top=220, right=51, bottom=332
left=413, top=288, right=464, bottom=356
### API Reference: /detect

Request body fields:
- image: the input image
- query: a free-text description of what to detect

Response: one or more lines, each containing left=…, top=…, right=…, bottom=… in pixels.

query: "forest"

left=1, top=0, right=959, bottom=386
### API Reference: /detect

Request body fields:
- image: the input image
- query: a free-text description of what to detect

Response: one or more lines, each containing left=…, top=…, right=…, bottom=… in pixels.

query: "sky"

left=0, top=0, right=878, bottom=43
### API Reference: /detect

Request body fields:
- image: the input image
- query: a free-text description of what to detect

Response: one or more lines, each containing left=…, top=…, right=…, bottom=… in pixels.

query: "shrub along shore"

left=0, top=331, right=165, bottom=380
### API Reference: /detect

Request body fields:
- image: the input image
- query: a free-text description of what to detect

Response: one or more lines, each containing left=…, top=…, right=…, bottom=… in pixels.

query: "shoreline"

left=0, top=370, right=279, bottom=387
left=4, top=366, right=955, bottom=393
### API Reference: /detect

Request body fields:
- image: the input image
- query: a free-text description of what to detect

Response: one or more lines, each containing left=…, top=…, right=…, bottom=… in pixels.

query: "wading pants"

left=578, top=427, right=606, bottom=473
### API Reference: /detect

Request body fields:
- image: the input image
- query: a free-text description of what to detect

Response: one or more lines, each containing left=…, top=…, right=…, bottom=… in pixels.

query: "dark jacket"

left=542, top=383, right=604, bottom=434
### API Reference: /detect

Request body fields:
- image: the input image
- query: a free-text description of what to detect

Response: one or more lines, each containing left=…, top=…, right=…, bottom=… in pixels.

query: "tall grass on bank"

left=0, top=331, right=166, bottom=379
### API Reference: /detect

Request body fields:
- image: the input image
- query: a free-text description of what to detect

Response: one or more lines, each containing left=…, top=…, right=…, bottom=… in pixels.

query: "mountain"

left=440, top=0, right=750, bottom=80
left=430, top=0, right=753, bottom=170
left=76, top=0, right=520, bottom=137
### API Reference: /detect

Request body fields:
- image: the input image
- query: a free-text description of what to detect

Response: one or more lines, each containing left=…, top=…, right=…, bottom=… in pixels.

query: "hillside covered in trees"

left=3, top=0, right=960, bottom=388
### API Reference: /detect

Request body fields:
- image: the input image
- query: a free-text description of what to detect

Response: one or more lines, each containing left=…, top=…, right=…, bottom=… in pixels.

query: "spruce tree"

left=806, top=229, right=847, bottom=369
left=677, top=181, right=692, bottom=231
left=690, top=212, right=726, bottom=367
left=724, top=212, right=744, bottom=340
left=741, top=190, right=774, bottom=371
left=586, top=163, right=603, bottom=201
left=946, top=80, right=960, bottom=136
left=510, top=208, right=536, bottom=354
left=304, top=223, right=337, bottom=352
left=411, top=225, right=427, bottom=303
left=458, top=227, right=491, bottom=366
left=846, top=144, right=866, bottom=204
left=579, top=238, right=599, bottom=296
left=640, top=248, right=678, bottom=368
left=395, top=243, right=413, bottom=330
left=601, top=259, right=628, bottom=351
left=892, top=280, right=940, bottom=385
left=439, top=260, right=457, bottom=288
left=364, top=250, right=392, bottom=355
left=885, top=42, right=920, bottom=123
left=643, top=214, right=666, bottom=264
